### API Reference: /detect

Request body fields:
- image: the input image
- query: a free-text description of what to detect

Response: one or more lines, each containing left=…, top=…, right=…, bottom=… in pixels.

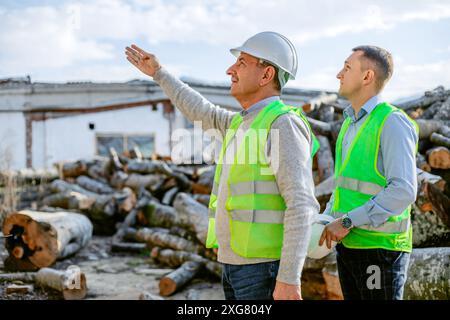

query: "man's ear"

left=260, top=66, right=276, bottom=86
left=363, top=69, right=376, bottom=86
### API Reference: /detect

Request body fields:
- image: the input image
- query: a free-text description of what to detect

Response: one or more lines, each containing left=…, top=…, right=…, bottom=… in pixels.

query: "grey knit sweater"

left=153, top=67, right=319, bottom=285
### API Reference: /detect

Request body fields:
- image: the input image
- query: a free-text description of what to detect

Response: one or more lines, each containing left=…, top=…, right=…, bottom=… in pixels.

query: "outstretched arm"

left=125, top=45, right=236, bottom=137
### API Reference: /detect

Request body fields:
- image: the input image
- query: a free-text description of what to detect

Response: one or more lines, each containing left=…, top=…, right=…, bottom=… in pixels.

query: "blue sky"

left=1, top=0, right=450, bottom=101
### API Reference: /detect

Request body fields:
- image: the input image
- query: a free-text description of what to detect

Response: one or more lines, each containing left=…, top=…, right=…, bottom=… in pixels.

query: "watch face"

left=342, top=217, right=352, bottom=229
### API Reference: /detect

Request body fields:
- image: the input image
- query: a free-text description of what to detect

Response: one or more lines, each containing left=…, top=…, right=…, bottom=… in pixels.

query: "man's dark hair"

left=352, top=45, right=394, bottom=92
left=258, top=60, right=281, bottom=91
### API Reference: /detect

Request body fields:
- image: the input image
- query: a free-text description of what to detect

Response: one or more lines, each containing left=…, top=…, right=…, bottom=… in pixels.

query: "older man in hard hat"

left=320, top=46, right=418, bottom=300
left=125, top=32, right=320, bottom=300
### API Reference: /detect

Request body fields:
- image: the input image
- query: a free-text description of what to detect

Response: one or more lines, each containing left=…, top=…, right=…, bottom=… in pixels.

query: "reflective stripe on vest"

left=331, top=211, right=410, bottom=233
left=336, top=176, right=384, bottom=196
left=208, top=207, right=216, bottom=218
left=230, top=180, right=279, bottom=196
left=229, top=209, right=285, bottom=224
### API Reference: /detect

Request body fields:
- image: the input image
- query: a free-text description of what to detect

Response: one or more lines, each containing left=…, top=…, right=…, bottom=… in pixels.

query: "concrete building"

left=0, top=76, right=337, bottom=170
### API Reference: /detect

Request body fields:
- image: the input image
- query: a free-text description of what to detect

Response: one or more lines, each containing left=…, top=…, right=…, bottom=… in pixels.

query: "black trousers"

left=336, top=243, right=410, bottom=300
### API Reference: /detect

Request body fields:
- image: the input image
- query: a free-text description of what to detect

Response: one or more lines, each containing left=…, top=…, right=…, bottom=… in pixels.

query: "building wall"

left=31, top=105, right=172, bottom=169
left=0, top=112, right=26, bottom=170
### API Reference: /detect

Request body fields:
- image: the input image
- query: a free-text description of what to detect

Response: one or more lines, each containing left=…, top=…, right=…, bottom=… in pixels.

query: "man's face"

left=336, top=51, right=366, bottom=99
left=226, top=52, right=266, bottom=100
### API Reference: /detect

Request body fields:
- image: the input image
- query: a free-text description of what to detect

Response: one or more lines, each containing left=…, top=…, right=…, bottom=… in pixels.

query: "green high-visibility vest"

left=331, top=102, right=418, bottom=252
left=205, top=100, right=319, bottom=258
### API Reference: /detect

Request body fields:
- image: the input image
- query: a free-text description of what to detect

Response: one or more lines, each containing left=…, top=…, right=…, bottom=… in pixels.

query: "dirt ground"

left=0, top=235, right=224, bottom=300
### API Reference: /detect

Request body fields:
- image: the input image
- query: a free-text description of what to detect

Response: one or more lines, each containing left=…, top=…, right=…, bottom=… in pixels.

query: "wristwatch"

left=341, top=214, right=353, bottom=229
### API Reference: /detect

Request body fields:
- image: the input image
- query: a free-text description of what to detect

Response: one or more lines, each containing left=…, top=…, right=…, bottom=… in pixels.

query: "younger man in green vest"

left=320, top=46, right=418, bottom=300
left=125, top=32, right=320, bottom=300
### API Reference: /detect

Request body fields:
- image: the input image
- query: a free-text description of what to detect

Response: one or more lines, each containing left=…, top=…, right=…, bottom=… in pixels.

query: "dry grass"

left=0, top=144, right=18, bottom=227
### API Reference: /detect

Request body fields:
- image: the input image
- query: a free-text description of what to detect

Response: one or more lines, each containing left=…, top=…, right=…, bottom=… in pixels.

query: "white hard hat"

left=307, top=214, right=337, bottom=259
left=230, top=31, right=298, bottom=88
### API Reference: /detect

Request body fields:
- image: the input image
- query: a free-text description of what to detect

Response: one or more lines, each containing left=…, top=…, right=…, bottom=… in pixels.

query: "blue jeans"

left=222, top=260, right=280, bottom=300
left=336, top=244, right=410, bottom=300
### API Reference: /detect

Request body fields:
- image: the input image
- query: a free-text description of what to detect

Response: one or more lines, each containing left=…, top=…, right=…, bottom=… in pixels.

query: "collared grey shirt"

left=323, top=95, right=418, bottom=227
left=153, top=67, right=319, bottom=285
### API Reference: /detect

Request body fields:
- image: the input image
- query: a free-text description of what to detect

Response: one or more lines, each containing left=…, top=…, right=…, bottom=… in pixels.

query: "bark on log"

left=139, top=199, right=178, bottom=228
left=130, top=227, right=203, bottom=254
left=192, top=194, right=211, bottom=207
left=416, top=153, right=431, bottom=172
left=124, top=173, right=165, bottom=192
left=416, top=119, right=446, bottom=139
left=430, top=132, right=450, bottom=149
left=438, top=125, right=450, bottom=139
left=0, top=267, right=87, bottom=300
left=404, top=247, right=450, bottom=300
left=316, top=135, right=334, bottom=183
left=35, top=267, right=87, bottom=300
left=114, top=187, right=137, bottom=215
left=111, top=241, right=147, bottom=253
left=150, top=247, right=221, bottom=278
left=57, top=160, right=88, bottom=178
left=433, top=95, right=450, bottom=121
left=159, top=261, right=203, bottom=296
left=109, top=147, right=124, bottom=171
left=421, top=101, right=441, bottom=119
left=162, top=187, right=179, bottom=206
left=318, top=104, right=335, bottom=123
left=411, top=204, right=450, bottom=247
left=76, top=175, right=115, bottom=194
left=426, top=146, right=450, bottom=169
left=173, top=192, right=209, bottom=245
left=397, top=86, right=449, bottom=110
left=2, top=210, right=93, bottom=270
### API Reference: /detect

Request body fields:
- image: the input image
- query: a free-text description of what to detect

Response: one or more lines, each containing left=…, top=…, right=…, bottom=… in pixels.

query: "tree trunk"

left=76, top=175, right=115, bottom=194
left=397, top=86, right=449, bottom=110
left=318, top=104, right=335, bottom=123
left=57, top=160, right=88, bottom=178
left=173, top=193, right=209, bottom=245
left=316, top=135, right=334, bottom=183
left=426, top=146, right=450, bottom=169
left=430, top=132, right=450, bottom=149
left=0, top=267, right=88, bottom=300
left=416, top=119, right=446, bottom=139
left=35, top=267, right=87, bottom=300
left=2, top=210, right=93, bottom=270
left=139, top=200, right=178, bottom=229
left=159, top=261, right=203, bottom=296
left=130, top=227, right=203, bottom=254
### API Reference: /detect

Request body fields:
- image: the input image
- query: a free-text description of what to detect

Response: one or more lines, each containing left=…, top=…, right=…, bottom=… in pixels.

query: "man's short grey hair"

left=352, top=45, right=394, bottom=92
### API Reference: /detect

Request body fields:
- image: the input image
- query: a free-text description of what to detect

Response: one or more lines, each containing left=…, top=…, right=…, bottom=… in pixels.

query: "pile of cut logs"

left=1, top=86, right=449, bottom=300
left=1, top=149, right=220, bottom=297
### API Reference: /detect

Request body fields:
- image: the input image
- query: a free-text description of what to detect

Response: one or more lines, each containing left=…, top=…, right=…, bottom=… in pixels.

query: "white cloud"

left=1, top=0, right=449, bottom=91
